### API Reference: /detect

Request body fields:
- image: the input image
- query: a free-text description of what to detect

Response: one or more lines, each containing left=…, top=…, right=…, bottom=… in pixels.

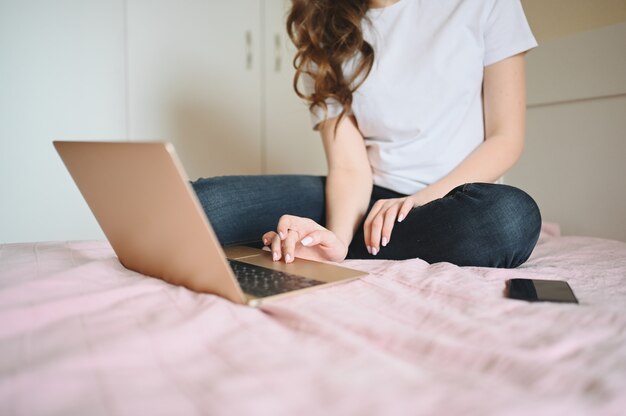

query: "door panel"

left=127, top=0, right=263, bottom=180
left=263, top=0, right=327, bottom=175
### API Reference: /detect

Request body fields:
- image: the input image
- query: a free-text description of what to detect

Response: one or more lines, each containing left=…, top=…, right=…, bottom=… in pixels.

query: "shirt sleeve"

left=483, top=0, right=538, bottom=67
left=300, top=70, right=344, bottom=131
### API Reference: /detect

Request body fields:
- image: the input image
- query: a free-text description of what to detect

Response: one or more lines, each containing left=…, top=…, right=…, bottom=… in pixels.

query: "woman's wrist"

left=319, top=227, right=349, bottom=261
left=411, top=188, right=437, bottom=207
left=412, top=180, right=457, bottom=206
left=328, top=227, right=353, bottom=252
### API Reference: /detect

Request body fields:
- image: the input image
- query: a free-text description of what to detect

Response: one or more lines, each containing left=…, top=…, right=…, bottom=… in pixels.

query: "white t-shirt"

left=303, top=0, right=537, bottom=195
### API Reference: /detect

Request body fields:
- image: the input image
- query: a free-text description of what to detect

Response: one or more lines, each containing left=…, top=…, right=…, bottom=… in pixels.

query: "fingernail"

left=382, top=237, right=388, bottom=247
left=285, top=254, right=292, bottom=263
left=301, top=236, right=313, bottom=246
left=273, top=252, right=279, bottom=261
left=279, top=231, right=285, bottom=240
left=398, top=215, right=405, bottom=223
left=372, top=248, right=378, bottom=256
left=367, top=246, right=372, bottom=254
left=263, top=238, right=268, bottom=245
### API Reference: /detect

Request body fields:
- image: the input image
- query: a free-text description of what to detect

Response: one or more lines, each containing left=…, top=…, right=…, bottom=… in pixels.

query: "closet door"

left=127, top=0, right=263, bottom=180
left=263, top=0, right=327, bottom=175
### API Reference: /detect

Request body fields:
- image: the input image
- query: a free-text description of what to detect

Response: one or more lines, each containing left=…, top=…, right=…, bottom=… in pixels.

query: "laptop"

left=54, top=141, right=366, bottom=306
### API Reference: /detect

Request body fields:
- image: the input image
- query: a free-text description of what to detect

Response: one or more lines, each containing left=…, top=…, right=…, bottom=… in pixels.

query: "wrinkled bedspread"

left=1, top=230, right=626, bottom=416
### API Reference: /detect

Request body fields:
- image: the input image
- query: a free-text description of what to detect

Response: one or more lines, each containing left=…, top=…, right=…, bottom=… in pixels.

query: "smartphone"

left=505, top=278, right=578, bottom=304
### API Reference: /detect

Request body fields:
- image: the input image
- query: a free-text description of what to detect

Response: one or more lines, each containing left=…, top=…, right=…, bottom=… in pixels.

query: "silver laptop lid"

left=54, top=141, right=247, bottom=304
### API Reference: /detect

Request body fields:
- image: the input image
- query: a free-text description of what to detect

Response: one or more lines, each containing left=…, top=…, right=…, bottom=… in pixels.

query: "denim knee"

left=190, top=175, right=326, bottom=246
left=474, top=184, right=542, bottom=268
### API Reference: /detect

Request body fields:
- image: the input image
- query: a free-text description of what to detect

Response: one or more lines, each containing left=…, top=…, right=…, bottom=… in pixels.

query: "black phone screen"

left=505, top=278, right=578, bottom=304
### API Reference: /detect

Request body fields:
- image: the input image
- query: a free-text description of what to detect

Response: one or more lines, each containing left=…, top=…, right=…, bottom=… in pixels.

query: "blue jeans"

left=191, top=176, right=541, bottom=268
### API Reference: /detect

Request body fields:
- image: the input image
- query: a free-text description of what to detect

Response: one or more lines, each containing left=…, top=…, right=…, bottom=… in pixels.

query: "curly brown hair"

left=286, top=0, right=374, bottom=129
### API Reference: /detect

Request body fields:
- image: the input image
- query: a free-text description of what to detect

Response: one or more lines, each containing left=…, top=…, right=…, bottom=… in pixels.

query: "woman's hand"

left=262, top=215, right=348, bottom=263
left=363, top=195, right=418, bottom=255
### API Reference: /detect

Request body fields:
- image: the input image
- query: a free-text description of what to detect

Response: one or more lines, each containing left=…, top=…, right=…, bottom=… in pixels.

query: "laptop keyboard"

left=228, top=259, right=324, bottom=298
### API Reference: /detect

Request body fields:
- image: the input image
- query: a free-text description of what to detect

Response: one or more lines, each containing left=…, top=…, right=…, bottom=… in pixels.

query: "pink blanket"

left=1, top=230, right=625, bottom=415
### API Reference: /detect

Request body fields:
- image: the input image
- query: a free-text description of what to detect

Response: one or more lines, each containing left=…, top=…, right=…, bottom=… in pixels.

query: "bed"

left=1, top=224, right=625, bottom=415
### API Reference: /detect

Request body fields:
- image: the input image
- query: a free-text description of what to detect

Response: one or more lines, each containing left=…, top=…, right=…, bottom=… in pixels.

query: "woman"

left=192, top=0, right=542, bottom=268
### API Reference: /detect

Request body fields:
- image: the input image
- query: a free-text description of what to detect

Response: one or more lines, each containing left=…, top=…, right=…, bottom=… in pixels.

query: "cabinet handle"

left=274, top=33, right=282, bottom=72
left=245, top=30, right=253, bottom=70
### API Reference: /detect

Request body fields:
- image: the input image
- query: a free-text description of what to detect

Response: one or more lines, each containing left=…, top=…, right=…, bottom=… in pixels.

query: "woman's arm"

left=364, top=53, right=529, bottom=253
left=263, top=115, right=372, bottom=263
left=412, top=53, right=528, bottom=205
left=320, top=116, right=373, bottom=249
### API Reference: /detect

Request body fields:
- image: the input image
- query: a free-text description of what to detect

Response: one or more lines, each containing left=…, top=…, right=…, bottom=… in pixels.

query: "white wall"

left=505, top=23, right=626, bottom=242
left=0, top=0, right=271, bottom=244
left=521, top=0, right=626, bottom=42
left=0, top=0, right=127, bottom=243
